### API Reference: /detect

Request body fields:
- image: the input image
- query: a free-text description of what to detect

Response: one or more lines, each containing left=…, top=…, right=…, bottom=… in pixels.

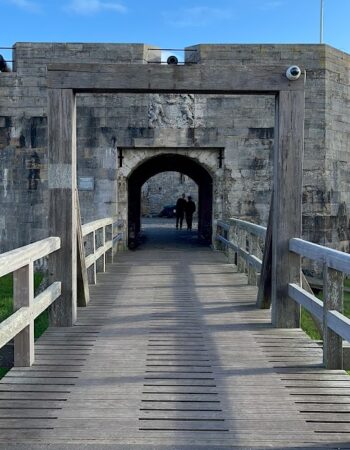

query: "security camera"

left=167, top=55, right=178, bottom=65
left=286, top=66, right=302, bottom=81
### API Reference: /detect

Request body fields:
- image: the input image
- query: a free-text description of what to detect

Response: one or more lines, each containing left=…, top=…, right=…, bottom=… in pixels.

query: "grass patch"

left=0, top=273, right=47, bottom=338
left=0, top=272, right=48, bottom=377
left=301, top=308, right=322, bottom=340
left=301, top=278, right=350, bottom=341
left=0, top=368, right=10, bottom=378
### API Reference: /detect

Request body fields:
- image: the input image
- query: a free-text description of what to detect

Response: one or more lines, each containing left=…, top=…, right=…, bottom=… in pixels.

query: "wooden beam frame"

left=47, top=63, right=304, bottom=327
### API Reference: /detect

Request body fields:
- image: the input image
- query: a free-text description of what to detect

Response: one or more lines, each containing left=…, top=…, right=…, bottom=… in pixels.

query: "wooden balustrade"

left=0, top=237, right=61, bottom=367
left=215, top=219, right=265, bottom=285
left=82, top=218, right=113, bottom=284
left=0, top=216, right=120, bottom=367
left=288, top=238, right=350, bottom=369
left=215, top=219, right=350, bottom=369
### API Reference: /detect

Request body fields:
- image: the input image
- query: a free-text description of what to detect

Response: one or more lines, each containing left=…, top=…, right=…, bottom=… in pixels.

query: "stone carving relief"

left=148, top=94, right=196, bottom=128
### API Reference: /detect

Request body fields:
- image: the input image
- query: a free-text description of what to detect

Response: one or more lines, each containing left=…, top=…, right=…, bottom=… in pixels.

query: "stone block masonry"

left=0, top=42, right=349, bottom=253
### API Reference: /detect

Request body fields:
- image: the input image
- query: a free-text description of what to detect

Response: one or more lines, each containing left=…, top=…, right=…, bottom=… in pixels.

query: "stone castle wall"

left=141, top=172, right=198, bottom=217
left=0, top=43, right=349, bottom=253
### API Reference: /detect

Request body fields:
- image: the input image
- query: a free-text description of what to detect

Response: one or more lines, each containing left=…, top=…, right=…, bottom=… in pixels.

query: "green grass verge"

left=301, top=307, right=322, bottom=340
left=301, top=278, right=350, bottom=341
left=0, top=273, right=48, bottom=339
left=0, top=272, right=48, bottom=378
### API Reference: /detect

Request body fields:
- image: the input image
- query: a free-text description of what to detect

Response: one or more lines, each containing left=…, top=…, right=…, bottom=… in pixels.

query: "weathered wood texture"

left=0, top=282, right=61, bottom=355
left=323, top=266, right=344, bottom=369
left=1, top=245, right=349, bottom=447
left=290, top=238, right=350, bottom=274
left=48, top=88, right=77, bottom=327
left=13, top=265, right=34, bottom=367
left=47, top=64, right=305, bottom=93
left=272, top=90, right=304, bottom=328
left=0, top=237, right=61, bottom=367
left=0, top=237, right=60, bottom=278
left=257, top=196, right=272, bottom=309
left=76, top=192, right=90, bottom=307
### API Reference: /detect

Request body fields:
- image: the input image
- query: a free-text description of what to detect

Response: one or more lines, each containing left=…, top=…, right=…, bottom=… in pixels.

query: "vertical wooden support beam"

left=90, top=231, right=97, bottom=283
left=13, top=264, right=34, bottom=366
left=96, top=228, right=106, bottom=273
left=272, top=90, right=304, bottom=328
left=323, top=265, right=343, bottom=369
left=106, top=224, right=113, bottom=264
left=248, top=234, right=258, bottom=286
left=237, top=229, right=246, bottom=273
left=76, top=191, right=90, bottom=307
left=257, top=195, right=273, bottom=308
left=48, top=88, right=77, bottom=326
left=227, top=224, right=234, bottom=264
left=102, top=226, right=106, bottom=271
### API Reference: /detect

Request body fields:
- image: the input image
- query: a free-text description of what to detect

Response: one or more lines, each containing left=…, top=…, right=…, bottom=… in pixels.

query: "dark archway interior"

left=128, top=154, right=213, bottom=248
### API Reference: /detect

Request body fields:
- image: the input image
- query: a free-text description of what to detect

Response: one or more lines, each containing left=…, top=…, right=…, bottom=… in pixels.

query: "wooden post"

left=237, top=229, right=246, bottom=273
left=48, top=88, right=77, bottom=326
left=248, top=234, right=258, bottom=286
left=227, top=224, right=234, bottom=264
left=106, top=224, right=113, bottom=264
left=13, top=264, right=34, bottom=366
left=257, top=195, right=273, bottom=308
left=76, top=191, right=90, bottom=307
left=88, top=231, right=97, bottom=284
left=271, top=90, right=304, bottom=328
left=323, top=265, right=343, bottom=369
left=96, top=228, right=106, bottom=273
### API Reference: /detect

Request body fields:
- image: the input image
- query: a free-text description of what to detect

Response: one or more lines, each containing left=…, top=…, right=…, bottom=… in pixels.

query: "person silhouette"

left=175, top=193, right=187, bottom=229
left=185, top=196, right=196, bottom=231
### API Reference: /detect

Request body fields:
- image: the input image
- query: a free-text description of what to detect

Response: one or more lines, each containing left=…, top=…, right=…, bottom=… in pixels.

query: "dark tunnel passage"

left=128, top=154, right=213, bottom=248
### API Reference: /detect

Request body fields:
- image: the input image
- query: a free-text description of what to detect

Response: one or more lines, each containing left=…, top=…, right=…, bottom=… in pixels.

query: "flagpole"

left=320, top=0, right=324, bottom=43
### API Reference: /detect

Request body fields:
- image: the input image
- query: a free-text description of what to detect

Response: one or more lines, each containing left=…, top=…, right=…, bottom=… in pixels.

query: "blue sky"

left=1, top=0, right=349, bottom=63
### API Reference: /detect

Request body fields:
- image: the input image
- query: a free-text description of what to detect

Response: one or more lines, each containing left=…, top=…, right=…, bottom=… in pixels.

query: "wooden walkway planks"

left=1, top=247, right=350, bottom=448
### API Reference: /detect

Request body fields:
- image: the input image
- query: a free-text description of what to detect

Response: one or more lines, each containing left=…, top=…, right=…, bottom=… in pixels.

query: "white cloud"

left=162, top=6, right=234, bottom=28
left=6, top=0, right=41, bottom=13
left=66, top=0, right=127, bottom=15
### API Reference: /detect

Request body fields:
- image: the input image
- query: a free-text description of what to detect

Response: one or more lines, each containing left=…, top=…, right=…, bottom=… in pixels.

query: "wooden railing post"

left=106, top=224, right=113, bottom=264
left=237, top=229, right=246, bottom=273
left=323, top=264, right=343, bottom=369
left=48, top=88, right=77, bottom=326
left=248, top=234, right=258, bottom=286
left=227, top=224, right=235, bottom=264
left=13, top=264, right=34, bottom=366
left=271, top=90, right=304, bottom=328
left=96, top=228, right=106, bottom=274
left=92, top=231, right=97, bottom=283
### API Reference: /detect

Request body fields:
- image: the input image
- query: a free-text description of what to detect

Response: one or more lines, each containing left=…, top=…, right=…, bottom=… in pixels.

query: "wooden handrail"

left=216, top=218, right=350, bottom=369
left=0, top=217, right=117, bottom=367
left=0, top=237, right=61, bottom=367
left=0, top=237, right=60, bottom=278
left=81, top=217, right=114, bottom=284
left=290, top=238, right=350, bottom=274
left=82, top=218, right=113, bottom=237
left=229, top=218, right=267, bottom=239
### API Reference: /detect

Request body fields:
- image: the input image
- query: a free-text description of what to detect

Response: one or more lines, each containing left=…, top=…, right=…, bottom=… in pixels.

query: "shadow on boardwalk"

left=1, top=223, right=350, bottom=448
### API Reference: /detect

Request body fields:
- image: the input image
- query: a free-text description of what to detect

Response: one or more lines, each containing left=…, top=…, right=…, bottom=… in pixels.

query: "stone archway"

left=47, top=62, right=305, bottom=328
left=127, top=153, right=213, bottom=247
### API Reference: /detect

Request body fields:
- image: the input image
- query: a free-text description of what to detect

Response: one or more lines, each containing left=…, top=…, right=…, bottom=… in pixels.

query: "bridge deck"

left=2, top=243, right=350, bottom=448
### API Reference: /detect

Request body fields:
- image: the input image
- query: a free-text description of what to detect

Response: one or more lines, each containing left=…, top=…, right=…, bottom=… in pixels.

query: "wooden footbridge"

left=1, top=62, right=350, bottom=448
left=1, top=219, right=350, bottom=449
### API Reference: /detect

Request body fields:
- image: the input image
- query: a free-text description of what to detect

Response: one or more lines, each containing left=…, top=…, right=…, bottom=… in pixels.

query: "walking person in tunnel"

left=175, top=193, right=187, bottom=229
left=185, top=196, right=196, bottom=231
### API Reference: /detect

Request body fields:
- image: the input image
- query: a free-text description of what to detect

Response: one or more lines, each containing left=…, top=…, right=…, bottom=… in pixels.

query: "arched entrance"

left=128, top=154, right=213, bottom=247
